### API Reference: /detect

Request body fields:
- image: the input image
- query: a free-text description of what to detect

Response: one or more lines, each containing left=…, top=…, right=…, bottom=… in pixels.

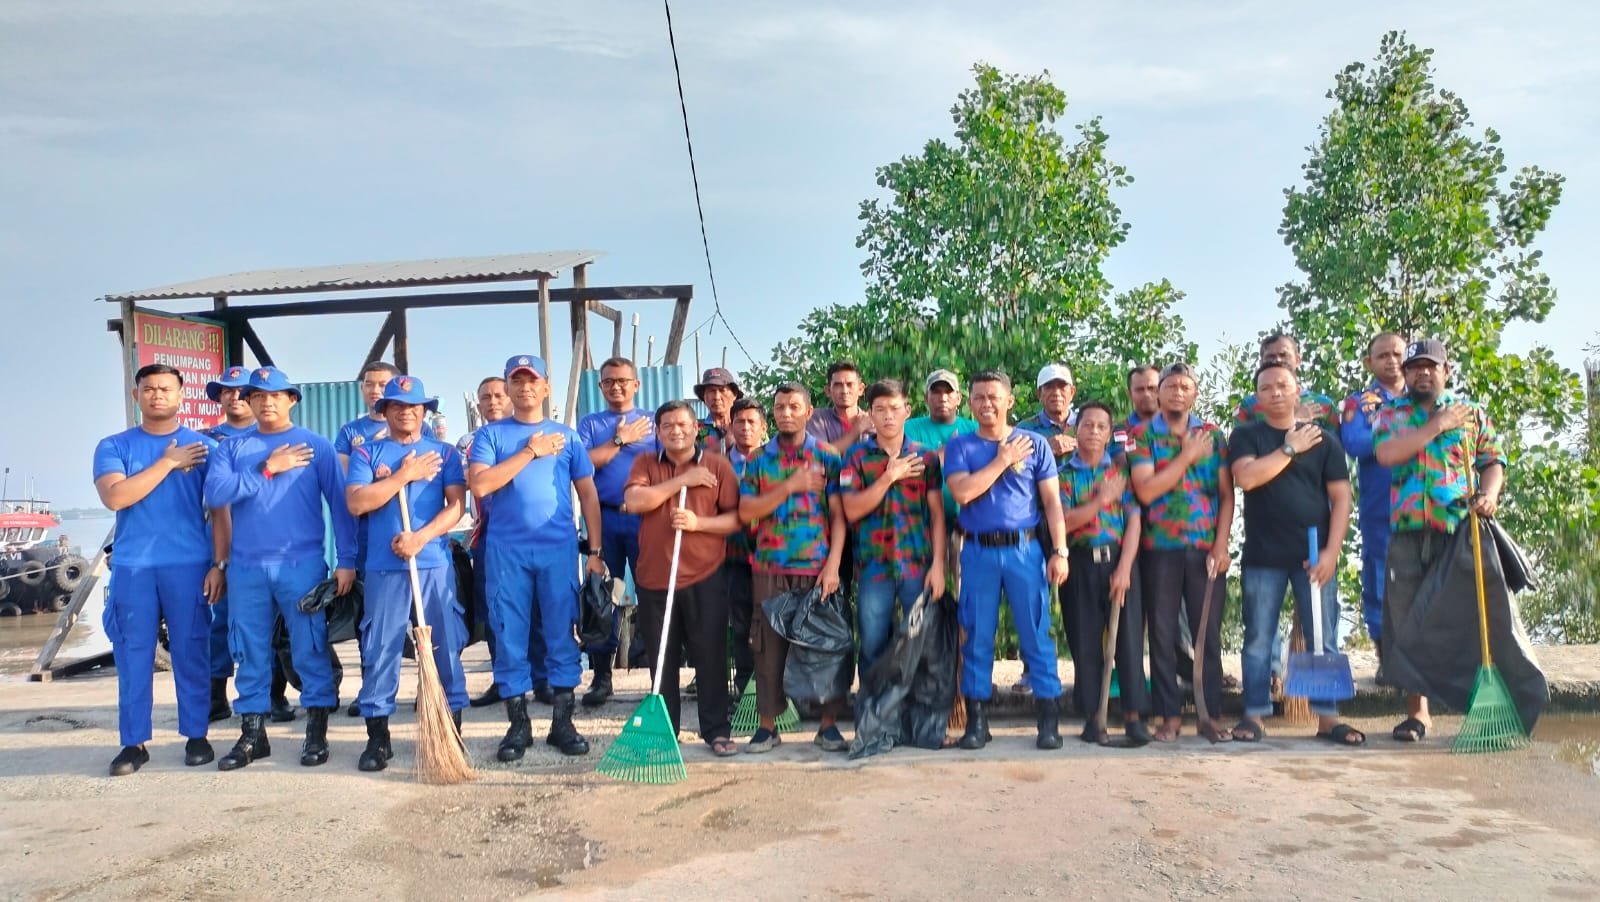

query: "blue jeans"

left=104, top=562, right=212, bottom=746
left=958, top=541, right=1061, bottom=700
left=229, top=557, right=336, bottom=713
left=856, top=574, right=923, bottom=680
left=1241, top=566, right=1340, bottom=718
left=359, top=568, right=468, bottom=716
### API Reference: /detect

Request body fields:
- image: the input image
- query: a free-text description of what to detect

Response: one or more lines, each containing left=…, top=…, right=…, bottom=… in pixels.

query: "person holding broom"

left=469, top=354, right=606, bottom=760
left=623, top=400, right=743, bottom=756
left=1373, top=338, right=1506, bottom=743
left=345, top=375, right=468, bottom=772
left=1228, top=362, right=1362, bottom=745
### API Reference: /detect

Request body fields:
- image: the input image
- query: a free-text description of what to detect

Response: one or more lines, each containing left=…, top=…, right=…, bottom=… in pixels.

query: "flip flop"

left=1230, top=720, right=1265, bottom=742
left=1317, top=724, right=1366, bottom=747
left=1391, top=717, right=1427, bottom=742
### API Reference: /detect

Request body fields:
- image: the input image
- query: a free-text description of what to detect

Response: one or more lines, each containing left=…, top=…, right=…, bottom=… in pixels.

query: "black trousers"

left=723, top=561, right=754, bottom=694
left=1064, top=546, right=1149, bottom=720
left=1142, top=547, right=1225, bottom=719
left=638, top=571, right=731, bottom=741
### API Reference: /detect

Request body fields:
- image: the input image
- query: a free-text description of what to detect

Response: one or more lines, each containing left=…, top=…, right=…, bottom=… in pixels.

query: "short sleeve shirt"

left=576, top=408, right=659, bottom=507
left=1024, top=410, right=1077, bottom=468
left=840, top=437, right=941, bottom=583
left=696, top=417, right=731, bottom=456
left=1234, top=389, right=1339, bottom=432
left=346, top=436, right=466, bottom=571
left=1128, top=414, right=1228, bottom=551
left=725, top=445, right=757, bottom=564
left=625, top=450, right=740, bottom=590
left=468, top=417, right=595, bottom=548
left=739, top=435, right=843, bottom=575
left=1372, top=391, right=1506, bottom=534
left=944, top=428, right=1058, bottom=534
left=903, top=415, right=978, bottom=516
left=1227, top=421, right=1350, bottom=568
left=1060, top=452, right=1135, bottom=549
left=92, top=426, right=217, bottom=568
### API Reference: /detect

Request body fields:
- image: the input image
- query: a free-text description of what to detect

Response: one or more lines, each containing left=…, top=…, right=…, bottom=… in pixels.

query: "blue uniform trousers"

left=358, top=568, right=468, bottom=716
left=472, top=537, right=546, bottom=683
left=957, top=541, right=1062, bottom=700
left=583, top=507, right=639, bottom=657
left=208, top=590, right=233, bottom=680
left=228, top=557, right=336, bottom=713
left=1359, top=515, right=1390, bottom=643
left=103, top=562, right=213, bottom=746
left=487, top=540, right=581, bottom=695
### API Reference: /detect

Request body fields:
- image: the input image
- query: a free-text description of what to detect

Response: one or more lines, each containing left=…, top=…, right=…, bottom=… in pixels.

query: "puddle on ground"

left=1535, top=714, right=1600, bottom=778
left=1554, top=740, right=1600, bottom=778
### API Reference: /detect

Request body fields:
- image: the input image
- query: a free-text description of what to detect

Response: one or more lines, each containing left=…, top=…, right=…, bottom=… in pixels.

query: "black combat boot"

left=184, top=737, right=215, bottom=766
left=581, top=657, right=613, bottom=708
left=532, top=680, right=555, bottom=705
left=1036, top=697, right=1063, bottom=750
left=208, top=678, right=232, bottom=722
left=546, top=689, right=590, bottom=756
left=451, top=708, right=463, bottom=732
left=498, top=693, right=533, bottom=762
left=958, top=698, right=989, bottom=750
left=300, top=706, right=331, bottom=766
left=218, top=714, right=271, bottom=771
left=469, top=683, right=503, bottom=708
left=358, top=717, right=393, bottom=772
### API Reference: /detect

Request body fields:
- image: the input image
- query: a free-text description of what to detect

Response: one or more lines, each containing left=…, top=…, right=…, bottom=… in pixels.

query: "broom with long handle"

left=1192, top=555, right=1227, bottom=743
left=597, top=486, right=690, bottom=783
left=1452, top=441, right=1531, bottom=755
left=397, top=489, right=475, bottom=785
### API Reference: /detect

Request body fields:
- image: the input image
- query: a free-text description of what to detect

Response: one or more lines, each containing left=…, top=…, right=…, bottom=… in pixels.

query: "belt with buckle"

left=1070, top=545, right=1117, bottom=564
left=961, top=527, right=1036, bottom=548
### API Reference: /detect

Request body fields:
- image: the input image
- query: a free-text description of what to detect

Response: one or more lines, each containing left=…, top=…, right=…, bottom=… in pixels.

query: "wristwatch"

left=612, top=435, right=627, bottom=447
left=213, top=560, right=229, bottom=572
left=1280, top=442, right=1297, bottom=459
left=1052, top=548, right=1069, bottom=560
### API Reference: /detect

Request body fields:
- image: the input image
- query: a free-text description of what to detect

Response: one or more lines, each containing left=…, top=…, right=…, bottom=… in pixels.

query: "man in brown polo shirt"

left=624, top=400, right=743, bottom=756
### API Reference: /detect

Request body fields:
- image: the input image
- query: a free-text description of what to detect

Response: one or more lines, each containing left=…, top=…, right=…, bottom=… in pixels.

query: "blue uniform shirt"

left=945, top=428, right=1058, bottom=534
left=346, top=435, right=466, bottom=571
left=576, top=408, right=659, bottom=507
left=334, top=414, right=439, bottom=456
left=204, top=425, right=358, bottom=568
left=468, top=417, right=595, bottom=548
left=1341, top=382, right=1401, bottom=534
left=205, top=421, right=256, bottom=442
left=93, top=426, right=217, bottom=568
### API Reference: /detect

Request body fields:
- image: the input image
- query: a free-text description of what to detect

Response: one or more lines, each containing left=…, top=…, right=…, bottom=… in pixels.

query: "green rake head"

left=596, top=695, right=688, bottom=784
left=730, top=689, right=800, bottom=737
left=1452, top=665, right=1532, bottom=755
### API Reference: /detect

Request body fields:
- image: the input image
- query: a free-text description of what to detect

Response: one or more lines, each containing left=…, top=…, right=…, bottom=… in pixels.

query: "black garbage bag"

left=764, top=586, right=854, bottom=705
left=280, top=577, right=364, bottom=646
left=1485, top=517, right=1537, bottom=594
left=1387, top=516, right=1548, bottom=733
left=578, top=570, right=619, bottom=648
left=850, top=591, right=960, bottom=758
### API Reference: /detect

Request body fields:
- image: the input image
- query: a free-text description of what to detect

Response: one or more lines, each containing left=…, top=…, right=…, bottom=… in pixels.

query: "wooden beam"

left=364, top=310, right=398, bottom=366
left=393, top=308, right=410, bottom=372
left=663, top=296, right=692, bottom=365
left=538, top=277, right=552, bottom=419
left=120, top=300, right=137, bottom=428
left=144, top=284, right=694, bottom=323
left=238, top=321, right=275, bottom=367
left=564, top=332, right=585, bottom=427
left=214, top=295, right=245, bottom=366
left=590, top=301, right=622, bottom=324
left=571, top=263, right=591, bottom=371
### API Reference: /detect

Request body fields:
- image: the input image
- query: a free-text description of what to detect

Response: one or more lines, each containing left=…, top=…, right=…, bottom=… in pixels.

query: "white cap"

left=1035, top=363, right=1074, bottom=389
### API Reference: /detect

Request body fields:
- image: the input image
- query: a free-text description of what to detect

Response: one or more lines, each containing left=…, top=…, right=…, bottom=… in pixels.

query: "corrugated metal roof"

left=104, top=250, right=604, bottom=302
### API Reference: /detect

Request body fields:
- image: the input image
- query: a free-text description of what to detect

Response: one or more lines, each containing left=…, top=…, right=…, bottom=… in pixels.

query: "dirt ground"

left=5, top=659, right=1600, bottom=901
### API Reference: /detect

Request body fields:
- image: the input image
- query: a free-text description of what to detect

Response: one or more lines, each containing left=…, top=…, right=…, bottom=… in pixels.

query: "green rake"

left=597, top=487, right=690, bottom=784
left=730, top=688, right=800, bottom=737
left=1451, top=502, right=1531, bottom=755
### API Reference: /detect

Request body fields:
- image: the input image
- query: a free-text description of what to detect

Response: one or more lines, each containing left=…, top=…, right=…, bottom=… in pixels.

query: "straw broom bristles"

left=1282, top=610, right=1315, bottom=726
left=413, top=624, right=475, bottom=785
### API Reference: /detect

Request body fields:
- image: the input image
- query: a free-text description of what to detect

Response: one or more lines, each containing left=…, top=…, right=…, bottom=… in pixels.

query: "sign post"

left=127, top=308, right=229, bottom=430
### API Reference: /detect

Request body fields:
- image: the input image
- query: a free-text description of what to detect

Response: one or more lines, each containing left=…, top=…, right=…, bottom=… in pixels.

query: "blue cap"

left=504, top=354, right=548, bottom=380
left=205, top=365, right=252, bottom=402
left=373, top=374, right=440, bottom=414
left=238, top=366, right=302, bottom=401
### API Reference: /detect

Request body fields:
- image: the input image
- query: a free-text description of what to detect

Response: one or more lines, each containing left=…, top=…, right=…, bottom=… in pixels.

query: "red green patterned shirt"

left=724, top=445, right=757, bottom=565
left=840, top=437, right=941, bottom=583
left=1060, top=451, right=1135, bottom=548
left=1372, top=390, right=1506, bottom=534
left=696, top=417, right=731, bottom=455
left=1128, top=414, right=1229, bottom=551
left=738, top=435, right=843, bottom=575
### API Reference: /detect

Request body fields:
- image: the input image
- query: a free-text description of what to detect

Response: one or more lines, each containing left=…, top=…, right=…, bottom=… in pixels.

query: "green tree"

left=745, top=64, right=1193, bottom=414
left=1278, top=31, right=1593, bottom=640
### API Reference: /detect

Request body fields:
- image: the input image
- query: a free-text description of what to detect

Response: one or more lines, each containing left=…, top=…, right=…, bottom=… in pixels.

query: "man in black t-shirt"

left=1228, top=362, right=1363, bottom=746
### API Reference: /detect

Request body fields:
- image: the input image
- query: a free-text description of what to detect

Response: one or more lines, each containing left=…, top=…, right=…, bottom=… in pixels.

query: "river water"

left=0, top=516, right=114, bottom=679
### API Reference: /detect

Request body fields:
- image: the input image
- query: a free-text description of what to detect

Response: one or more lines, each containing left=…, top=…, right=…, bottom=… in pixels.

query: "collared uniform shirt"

left=1060, top=451, right=1135, bottom=549
left=346, top=435, right=466, bottom=571
left=1372, top=390, right=1506, bottom=534
left=93, top=426, right=218, bottom=569
left=576, top=408, right=659, bottom=508
left=468, top=417, right=595, bottom=548
left=1340, top=382, right=1400, bottom=532
left=840, top=436, right=941, bottom=583
left=739, top=435, right=843, bottom=575
left=944, top=428, right=1058, bottom=534
left=205, top=421, right=256, bottom=442
left=1128, top=414, right=1228, bottom=551
left=1234, top=389, right=1339, bottom=432
left=1024, top=409, right=1077, bottom=469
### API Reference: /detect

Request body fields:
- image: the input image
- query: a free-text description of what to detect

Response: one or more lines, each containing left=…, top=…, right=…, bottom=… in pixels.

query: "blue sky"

left=3, top=1, right=1596, bottom=507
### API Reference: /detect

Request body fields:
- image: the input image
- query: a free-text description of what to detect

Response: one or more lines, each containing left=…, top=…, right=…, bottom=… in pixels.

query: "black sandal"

left=1317, top=724, right=1366, bottom=747
left=1230, top=720, right=1265, bottom=742
left=1391, top=717, right=1427, bottom=742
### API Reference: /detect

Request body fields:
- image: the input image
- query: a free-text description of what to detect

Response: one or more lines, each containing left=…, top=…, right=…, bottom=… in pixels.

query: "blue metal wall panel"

left=291, top=381, right=368, bottom=442
left=575, top=365, right=705, bottom=419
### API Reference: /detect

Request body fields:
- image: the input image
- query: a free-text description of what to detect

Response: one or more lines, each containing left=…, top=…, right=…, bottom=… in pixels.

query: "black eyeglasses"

left=599, top=378, right=636, bottom=388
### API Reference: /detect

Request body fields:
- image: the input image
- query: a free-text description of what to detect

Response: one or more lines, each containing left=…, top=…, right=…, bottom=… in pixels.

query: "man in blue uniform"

left=1340, top=332, right=1406, bottom=667
left=200, top=365, right=255, bottom=723
left=469, top=354, right=606, bottom=759
left=575, top=356, right=658, bottom=707
left=205, top=366, right=358, bottom=770
left=93, top=364, right=229, bottom=775
left=945, top=370, right=1071, bottom=751
left=345, top=375, right=468, bottom=771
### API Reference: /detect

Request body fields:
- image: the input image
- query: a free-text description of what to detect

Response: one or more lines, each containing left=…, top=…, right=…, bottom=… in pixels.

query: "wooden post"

left=214, top=295, right=243, bottom=366
left=538, top=276, right=552, bottom=419
left=663, top=297, right=691, bottom=365
left=611, top=318, right=623, bottom=361
left=564, top=333, right=586, bottom=426
left=120, top=300, right=137, bottom=427
left=393, top=307, right=410, bottom=372
left=694, top=331, right=702, bottom=377
left=572, top=264, right=591, bottom=371
left=364, top=310, right=398, bottom=366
